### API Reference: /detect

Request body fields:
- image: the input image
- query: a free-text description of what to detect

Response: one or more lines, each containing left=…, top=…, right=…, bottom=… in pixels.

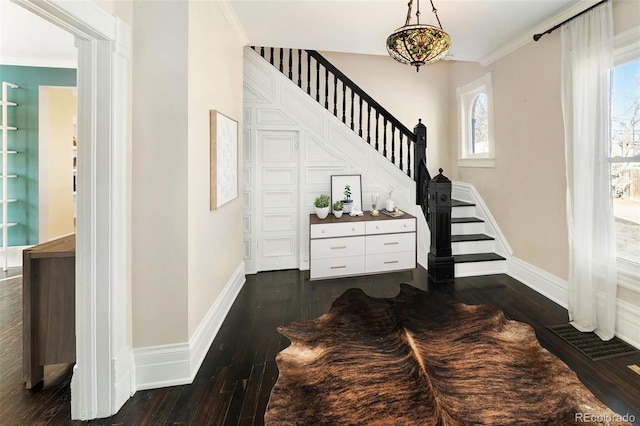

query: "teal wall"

left=0, top=65, right=76, bottom=246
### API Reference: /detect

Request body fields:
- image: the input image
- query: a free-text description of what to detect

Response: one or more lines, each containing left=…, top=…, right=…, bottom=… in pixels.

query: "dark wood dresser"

left=22, top=234, right=76, bottom=389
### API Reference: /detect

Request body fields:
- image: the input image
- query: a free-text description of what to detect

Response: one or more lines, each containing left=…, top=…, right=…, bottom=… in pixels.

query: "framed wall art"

left=210, top=110, right=238, bottom=210
left=331, top=174, right=362, bottom=213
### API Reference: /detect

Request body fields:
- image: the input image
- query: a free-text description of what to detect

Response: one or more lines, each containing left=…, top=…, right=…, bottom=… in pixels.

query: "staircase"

left=248, top=46, right=509, bottom=277
left=451, top=199, right=507, bottom=276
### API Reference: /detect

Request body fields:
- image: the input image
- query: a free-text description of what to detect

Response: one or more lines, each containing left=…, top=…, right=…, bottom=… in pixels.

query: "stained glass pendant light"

left=386, top=0, right=451, bottom=71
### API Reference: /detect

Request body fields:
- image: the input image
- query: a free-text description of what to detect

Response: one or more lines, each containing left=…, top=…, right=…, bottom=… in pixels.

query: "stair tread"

left=451, top=199, right=476, bottom=207
left=454, top=253, right=506, bottom=263
left=452, top=217, right=484, bottom=223
left=451, top=234, right=495, bottom=242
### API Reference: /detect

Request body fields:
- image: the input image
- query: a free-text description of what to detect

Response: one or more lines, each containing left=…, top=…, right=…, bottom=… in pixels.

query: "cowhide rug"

left=265, top=284, right=631, bottom=425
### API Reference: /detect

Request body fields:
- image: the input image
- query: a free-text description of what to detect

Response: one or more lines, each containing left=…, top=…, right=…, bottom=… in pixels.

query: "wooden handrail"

left=251, top=46, right=420, bottom=178
left=306, top=50, right=416, bottom=143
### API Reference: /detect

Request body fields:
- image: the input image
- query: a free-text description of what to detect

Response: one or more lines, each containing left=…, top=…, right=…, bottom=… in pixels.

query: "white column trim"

left=14, top=0, right=132, bottom=420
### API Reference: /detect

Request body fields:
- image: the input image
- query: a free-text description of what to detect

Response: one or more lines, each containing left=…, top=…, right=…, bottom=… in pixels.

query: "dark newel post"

left=413, top=119, right=427, bottom=204
left=428, top=169, right=454, bottom=284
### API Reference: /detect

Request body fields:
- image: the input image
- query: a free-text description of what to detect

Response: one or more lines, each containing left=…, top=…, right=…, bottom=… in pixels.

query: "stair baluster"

left=251, top=47, right=422, bottom=181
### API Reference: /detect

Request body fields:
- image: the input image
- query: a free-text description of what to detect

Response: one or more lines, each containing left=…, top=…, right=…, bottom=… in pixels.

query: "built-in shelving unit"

left=1, top=81, right=18, bottom=271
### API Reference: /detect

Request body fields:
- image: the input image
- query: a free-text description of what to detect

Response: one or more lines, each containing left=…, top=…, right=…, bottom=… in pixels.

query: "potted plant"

left=342, top=184, right=353, bottom=213
left=314, top=194, right=330, bottom=219
left=332, top=200, right=344, bottom=218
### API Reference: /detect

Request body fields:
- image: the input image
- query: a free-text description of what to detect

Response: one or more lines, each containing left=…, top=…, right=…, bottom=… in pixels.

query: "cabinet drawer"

left=310, top=222, right=365, bottom=239
left=311, top=236, right=364, bottom=260
left=366, top=218, right=415, bottom=235
left=310, top=256, right=365, bottom=279
left=366, top=232, right=415, bottom=255
left=365, top=251, right=415, bottom=274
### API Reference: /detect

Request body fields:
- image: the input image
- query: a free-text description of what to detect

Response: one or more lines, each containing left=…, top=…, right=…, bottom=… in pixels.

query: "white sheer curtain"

left=561, top=1, right=617, bottom=340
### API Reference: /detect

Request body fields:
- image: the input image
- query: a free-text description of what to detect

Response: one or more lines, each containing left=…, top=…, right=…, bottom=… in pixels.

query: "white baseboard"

left=508, top=256, right=640, bottom=350
left=112, top=347, right=135, bottom=412
left=189, top=262, right=246, bottom=381
left=133, top=262, right=246, bottom=391
left=133, top=343, right=191, bottom=391
left=616, top=298, right=640, bottom=349
left=507, top=256, right=568, bottom=309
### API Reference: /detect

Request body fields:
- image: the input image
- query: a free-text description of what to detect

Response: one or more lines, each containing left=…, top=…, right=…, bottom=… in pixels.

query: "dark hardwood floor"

left=2, top=268, right=639, bottom=425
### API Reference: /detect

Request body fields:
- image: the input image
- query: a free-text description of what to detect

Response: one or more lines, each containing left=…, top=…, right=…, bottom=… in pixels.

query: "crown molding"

left=216, top=0, right=249, bottom=46
left=614, top=25, right=640, bottom=66
left=480, top=0, right=601, bottom=67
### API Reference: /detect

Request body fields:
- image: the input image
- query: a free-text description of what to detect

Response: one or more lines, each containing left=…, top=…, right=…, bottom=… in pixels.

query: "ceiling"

left=0, top=0, right=596, bottom=68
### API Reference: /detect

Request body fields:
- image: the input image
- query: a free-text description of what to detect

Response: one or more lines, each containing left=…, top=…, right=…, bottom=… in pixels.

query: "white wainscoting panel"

left=256, top=108, right=296, bottom=126
left=243, top=47, right=417, bottom=273
left=262, top=213, right=295, bottom=232
left=262, top=191, right=295, bottom=208
left=243, top=84, right=270, bottom=104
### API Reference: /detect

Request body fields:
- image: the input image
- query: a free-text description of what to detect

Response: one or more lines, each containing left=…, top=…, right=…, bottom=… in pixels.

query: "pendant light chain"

left=429, top=0, right=444, bottom=29
left=404, top=0, right=413, bottom=26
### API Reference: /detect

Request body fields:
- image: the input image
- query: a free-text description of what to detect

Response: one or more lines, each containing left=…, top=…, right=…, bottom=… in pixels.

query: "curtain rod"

left=533, top=0, right=608, bottom=41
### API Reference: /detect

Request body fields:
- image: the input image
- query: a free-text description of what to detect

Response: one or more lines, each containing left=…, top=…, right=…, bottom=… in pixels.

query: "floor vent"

left=547, top=324, right=640, bottom=361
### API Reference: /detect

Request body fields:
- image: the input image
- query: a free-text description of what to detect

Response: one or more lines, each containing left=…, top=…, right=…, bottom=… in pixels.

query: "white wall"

left=46, top=87, right=75, bottom=239
left=130, top=0, right=245, bottom=349
left=132, top=0, right=190, bottom=347
left=187, top=1, right=244, bottom=339
left=39, top=86, right=76, bottom=241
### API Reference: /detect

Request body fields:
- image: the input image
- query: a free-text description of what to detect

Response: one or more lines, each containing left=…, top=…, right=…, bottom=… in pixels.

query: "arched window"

left=471, top=94, right=489, bottom=154
left=456, top=73, right=494, bottom=167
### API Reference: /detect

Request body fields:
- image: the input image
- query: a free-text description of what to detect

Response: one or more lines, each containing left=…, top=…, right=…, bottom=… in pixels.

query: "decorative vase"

left=333, top=209, right=343, bottom=218
left=315, top=206, right=330, bottom=219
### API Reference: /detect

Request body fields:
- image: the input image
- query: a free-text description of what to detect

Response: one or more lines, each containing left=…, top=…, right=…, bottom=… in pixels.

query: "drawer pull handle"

left=322, top=229, right=325, bottom=233
left=331, top=265, right=347, bottom=269
left=331, top=246, right=347, bottom=250
left=352, top=227, right=356, bottom=231
left=384, top=260, right=399, bottom=264
left=384, top=242, right=399, bottom=246
left=403, top=224, right=407, bottom=228
left=376, top=226, right=380, bottom=230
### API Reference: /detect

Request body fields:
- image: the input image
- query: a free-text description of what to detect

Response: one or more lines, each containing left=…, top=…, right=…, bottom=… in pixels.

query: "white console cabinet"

left=309, top=212, right=416, bottom=280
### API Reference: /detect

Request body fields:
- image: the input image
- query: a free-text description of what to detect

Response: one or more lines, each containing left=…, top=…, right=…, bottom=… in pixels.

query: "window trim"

left=457, top=73, right=495, bottom=168
left=612, top=25, right=640, bottom=282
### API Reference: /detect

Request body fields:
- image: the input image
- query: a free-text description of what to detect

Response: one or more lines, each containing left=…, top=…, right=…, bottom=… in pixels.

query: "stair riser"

left=454, top=260, right=507, bottom=277
left=452, top=206, right=477, bottom=218
left=452, top=240, right=496, bottom=255
left=452, top=222, right=485, bottom=235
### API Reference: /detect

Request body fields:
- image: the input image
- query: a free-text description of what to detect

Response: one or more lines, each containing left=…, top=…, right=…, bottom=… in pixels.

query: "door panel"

left=256, top=131, right=299, bottom=271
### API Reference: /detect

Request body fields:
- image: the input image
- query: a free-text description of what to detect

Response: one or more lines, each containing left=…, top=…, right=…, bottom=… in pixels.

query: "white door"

left=256, top=130, right=299, bottom=271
